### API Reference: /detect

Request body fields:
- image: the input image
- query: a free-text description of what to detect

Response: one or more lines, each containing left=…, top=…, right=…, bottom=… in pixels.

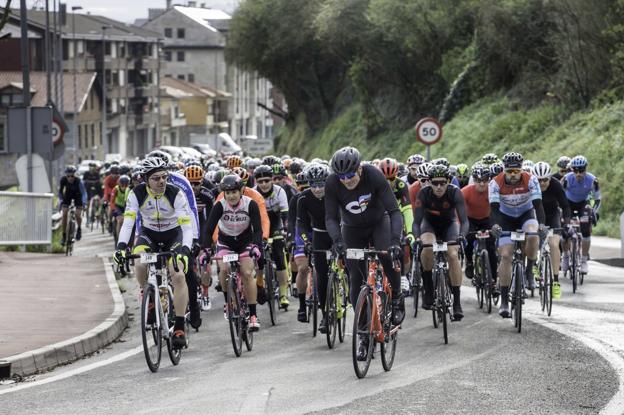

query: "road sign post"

left=415, top=117, right=443, bottom=160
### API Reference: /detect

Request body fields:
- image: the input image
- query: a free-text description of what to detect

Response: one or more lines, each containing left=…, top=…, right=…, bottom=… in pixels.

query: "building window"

left=177, top=74, right=185, bottom=80
left=177, top=28, right=185, bottom=38
left=164, top=28, right=172, bottom=38
left=0, top=121, right=5, bottom=152
left=164, top=51, right=172, bottom=62
left=164, top=74, right=172, bottom=78
left=91, top=124, right=95, bottom=147
left=177, top=51, right=185, bottom=62
left=188, top=74, right=194, bottom=83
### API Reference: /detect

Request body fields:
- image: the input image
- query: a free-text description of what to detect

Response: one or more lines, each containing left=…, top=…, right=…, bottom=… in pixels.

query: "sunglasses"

left=338, top=172, right=357, bottom=180
left=190, top=181, right=202, bottom=187
left=431, top=180, right=448, bottom=187
left=66, top=174, right=75, bottom=178
left=573, top=168, right=586, bottom=173
left=419, top=178, right=429, bottom=183
left=538, top=178, right=550, bottom=183
left=272, top=176, right=284, bottom=181
left=309, top=182, right=325, bottom=189
left=475, top=178, right=489, bottom=183
left=505, top=168, right=521, bottom=174
left=149, top=174, right=168, bottom=182
left=256, top=178, right=271, bottom=184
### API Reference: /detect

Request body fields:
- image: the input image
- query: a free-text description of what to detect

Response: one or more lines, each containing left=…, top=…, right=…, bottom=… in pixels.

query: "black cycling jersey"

left=412, top=185, right=469, bottom=238
left=297, top=188, right=327, bottom=235
left=195, top=186, right=215, bottom=248
left=551, top=172, right=565, bottom=182
left=288, top=192, right=303, bottom=238
left=325, top=164, right=403, bottom=245
left=82, top=171, right=102, bottom=198
left=281, top=182, right=299, bottom=205
left=541, top=178, right=570, bottom=221
left=59, top=176, right=85, bottom=207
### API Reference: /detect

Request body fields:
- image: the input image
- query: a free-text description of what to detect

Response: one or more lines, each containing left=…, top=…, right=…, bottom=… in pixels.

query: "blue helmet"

left=569, top=155, right=588, bottom=169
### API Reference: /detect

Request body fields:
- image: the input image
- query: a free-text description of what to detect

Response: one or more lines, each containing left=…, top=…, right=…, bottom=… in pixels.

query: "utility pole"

left=101, top=26, right=110, bottom=156
left=71, top=6, right=82, bottom=163
left=19, top=0, right=32, bottom=192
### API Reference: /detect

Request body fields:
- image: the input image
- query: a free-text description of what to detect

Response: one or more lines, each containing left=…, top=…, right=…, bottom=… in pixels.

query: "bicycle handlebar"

left=126, top=251, right=180, bottom=273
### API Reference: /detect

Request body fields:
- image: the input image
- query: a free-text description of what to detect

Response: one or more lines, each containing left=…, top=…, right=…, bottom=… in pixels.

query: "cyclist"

left=552, top=156, right=571, bottom=181
left=561, top=155, right=601, bottom=274
left=533, top=161, right=570, bottom=298
left=226, top=155, right=244, bottom=170
left=82, top=162, right=102, bottom=220
left=272, top=163, right=298, bottom=204
left=413, top=164, right=469, bottom=319
left=109, top=175, right=131, bottom=241
left=287, top=171, right=310, bottom=298
left=113, top=157, right=192, bottom=348
left=432, top=158, right=461, bottom=187
left=379, top=158, right=415, bottom=292
left=103, top=165, right=120, bottom=233
left=186, top=164, right=215, bottom=311
left=296, top=164, right=333, bottom=331
left=325, top=146, right=405, bottom=358
left=254, top=164, right=291, bottom=309
left=405, top=154, right=426, bottom=185
left=462, top=164, right=499, bottom=294
left=522, top=160, right=534, bottom=173
left=456, top=163, right=470, bottom=188
left=489, top=152, right=546, bottom=318
left=204, top=174, right=263, bottom=331
left=59, top=165, right=87, bottom=245
left=408, top=162, right=431, bottom=209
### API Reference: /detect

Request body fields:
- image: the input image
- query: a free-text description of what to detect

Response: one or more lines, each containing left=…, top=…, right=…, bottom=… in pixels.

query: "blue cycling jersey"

left=563, top=172, right=600, bottom=204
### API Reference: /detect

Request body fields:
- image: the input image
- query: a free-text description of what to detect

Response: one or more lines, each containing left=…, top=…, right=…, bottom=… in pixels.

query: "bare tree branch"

left=0, top=1, right=13, bottom=34
left=257, top=102, right=289, bottom=120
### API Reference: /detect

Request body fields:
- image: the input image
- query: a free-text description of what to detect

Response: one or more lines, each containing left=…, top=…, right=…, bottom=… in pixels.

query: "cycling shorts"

left=545, top=211, right=561, bottom=231
left=62, top=192, right=84, bottom=208
left=214, top=242, right=254, bottom=260
left=569, top=201, right=592, bottom=238
left=293, top=228, right=308, bottom=259
left=112, top=205, right=125, bottom=218
left=132, top=227, right=182, bottom=254
left=498, top=209, right=538, bottom=246
left=270, top=237, right=287, bottom=271
left=420, top=218, right=459, bottom=241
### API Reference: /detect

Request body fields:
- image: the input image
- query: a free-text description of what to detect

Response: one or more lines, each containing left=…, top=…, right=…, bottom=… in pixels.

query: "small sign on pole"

left=415, top=117, right=443, bottom=160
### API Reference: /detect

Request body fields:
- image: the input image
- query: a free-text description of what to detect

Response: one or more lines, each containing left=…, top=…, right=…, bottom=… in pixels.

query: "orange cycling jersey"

left=409, top=181, right=422, bottom=210
left=103, top=175, right=118, bottom=204
left=213, top=186, right=270, bottom=242
left=461, top=184, right=490, bottom=220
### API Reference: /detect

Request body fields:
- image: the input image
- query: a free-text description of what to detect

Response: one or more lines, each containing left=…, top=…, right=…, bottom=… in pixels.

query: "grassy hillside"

left=277, top=94, right=624, bottom=237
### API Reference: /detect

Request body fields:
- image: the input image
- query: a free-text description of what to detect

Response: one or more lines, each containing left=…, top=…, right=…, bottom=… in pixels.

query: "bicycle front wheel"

left=544, top=254, right=554, bottom=316
left=227, top=275, right=243, bottom=357
left=352, top=287, right=374, bottom=379
left=380, top=328, right=397, bottom=372
left=439, top=270, right=449, bottom=344
left=338, top=273, right=348, bottom=343
left=513, top=263, right=523, bottom=333
left=325, top=274, right=338, bottom=349
left=481, top=250, right=493, bottom=314
left=412, top=263, right=421, bottom=318
left=265, top=261, right=277, bottom=326
left=571, top=240, right=579, bottom=293
left=310, top=269, right=318, bottom=337
left=166, top=290, right=182, bottom=366
left=141, top=286, right=162, bottom=372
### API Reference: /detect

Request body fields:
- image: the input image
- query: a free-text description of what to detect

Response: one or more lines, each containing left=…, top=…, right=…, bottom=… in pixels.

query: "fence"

left=0, top=191, right=53, bottom=245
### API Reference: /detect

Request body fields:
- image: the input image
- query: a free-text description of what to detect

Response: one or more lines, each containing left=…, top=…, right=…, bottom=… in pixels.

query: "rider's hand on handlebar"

left=113, top=249, right=127, bottom=265
left=490, top=224, right=502, bottom=239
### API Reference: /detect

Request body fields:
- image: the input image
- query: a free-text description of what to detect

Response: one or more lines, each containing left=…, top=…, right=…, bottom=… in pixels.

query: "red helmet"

left=379, top=158, right=399, bottom=180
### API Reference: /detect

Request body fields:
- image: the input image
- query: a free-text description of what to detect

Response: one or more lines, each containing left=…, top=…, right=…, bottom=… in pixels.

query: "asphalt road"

left=0, top=230, right=622, bottom=414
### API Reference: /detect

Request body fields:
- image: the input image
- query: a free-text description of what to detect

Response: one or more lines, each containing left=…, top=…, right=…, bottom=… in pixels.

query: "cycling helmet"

left=306, top=163, right=330, bottom=184
left=522, top=159, right=534, bottom=172
left=502, top=152, right=523, bottom=169
left=295, top=172, right=309, bottom=189
left=206, top=163, right=221, bottom=172
left=556, top=156, right=571, bottom=169
left=397, top=163, right=408, bottom=178
left=427, top=164, right=450, bottom=179
left=147, top=150, right=172, bottom=164
left=456, top=163, right=469, bottom=178
left=118, top=175, right=131, bottom=186
left=280, top=154, right=291, bottom=161
left=262, top=155, right=281, bottom=166
left=88, top=162, right=97, bottom=167
left=220, top=174, right=243, bottom=191
left=379, top=158, right=399, bottom=180
left=283, top=159, right=293, bottom=170
left=245, top=158, right=261, bottom=170
left=213, top=169, right=227, bottom=184
left=184, top=165, right=204, bottom=182
left=432, top=157, right=450, bottom=167
left=490, top=162, right=504, bottom=176
left=109, top=165, right=120, bottom=175
left=272, top=163, right=287, bottom=177
left=532, top=161, right=552, bottom=179
left=417, top=163, right=431, bottom=179
left=481, top=153, right=499, bottom=165
left=569, top=155, right=588, bottom=169
left=289, top=160, right=303, bottom=175
left=254, top=164, right=274, bottom=179
left=226, top=155, right=243, bottom=169
left=471, top=163, right=490, bottom=180
left=185, top=159, right=202, bottom=168
left=141, top=157, right=168, bottom=178
left=331, top=146, right=361, bottom=175
left=119, top=164, right=131, bottom=175
left=65, top=165, right=77, bottom=174
left=449, top=165, right=458, bottom=177
left=406, top=154, right=426, bottom=166
left=232, top=167, right=250, bottom=184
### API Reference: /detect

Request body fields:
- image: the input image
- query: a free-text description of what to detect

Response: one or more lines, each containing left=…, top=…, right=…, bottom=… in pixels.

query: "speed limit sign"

left=415, top=117, right=442, bottom=145
left=52, top=118, right=64, bottom=144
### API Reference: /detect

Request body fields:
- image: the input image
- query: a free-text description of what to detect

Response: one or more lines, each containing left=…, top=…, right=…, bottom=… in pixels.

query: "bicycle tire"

left=166, top=290, right=182, bottom=365
left=141, top=286, right=162, bottom=372
left=265, top=261, right=277, bottom=326
left=539, top=256, right=546, bottom=312
left=227, top=275, right=243, bottom=357
left=544, top=254, right=553, bottom=316
left=325, top=275, right=338, bottom=349
left=312, top=270, right=318, bottom=337
left=412, top=258, right=421, bottom=318
left=338, top=273, right=347, bottom=343
left=481, top=250, right=493, bottom=314
left=380, top=292, right=397, bottom=371
left=66, top=219, right=75, bottom=257
left=352, top=287, right=374, bottom=379
left=439, top=270, right=449, bottom=344
left=513, top=262, right=523, bottom=333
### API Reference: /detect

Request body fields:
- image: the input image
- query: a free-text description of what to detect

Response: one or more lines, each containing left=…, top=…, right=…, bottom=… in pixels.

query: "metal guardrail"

left=0, top=191, right=53, bottom=245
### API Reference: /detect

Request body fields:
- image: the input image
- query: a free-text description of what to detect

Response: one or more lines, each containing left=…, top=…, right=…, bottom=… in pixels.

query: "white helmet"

left=416, top=162, right=431, bottom=179
left=532, top=161, right=552, bottom=179
left=140, top=157, right=168, bottom=177
left=522, top=159, right=534, bottom=172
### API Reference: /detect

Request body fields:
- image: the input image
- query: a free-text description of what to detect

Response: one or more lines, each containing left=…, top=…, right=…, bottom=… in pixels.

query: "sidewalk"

left=0, top=252, right=127, bottom=378
left=590, top=236, right=622, bottom=260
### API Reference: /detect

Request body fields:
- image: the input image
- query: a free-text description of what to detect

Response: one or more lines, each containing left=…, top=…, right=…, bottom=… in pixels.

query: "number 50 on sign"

left=415, top=117, right=443, bottom=146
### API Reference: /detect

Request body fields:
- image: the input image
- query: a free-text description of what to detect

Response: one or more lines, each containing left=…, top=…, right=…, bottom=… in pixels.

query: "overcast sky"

left=27, top=0, right=166, bottom=23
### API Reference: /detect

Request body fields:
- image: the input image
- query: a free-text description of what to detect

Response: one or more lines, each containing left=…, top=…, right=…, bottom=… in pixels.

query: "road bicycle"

left=468, top=230, right=495, bottom=314
left=317, top=249, right=349, bottom=349
left=538, top=228, right=561, bottom=316
left=65, top=204, right=77, bottom=257
left=263, top=240, right=277, bottom=326
left=221, top=253, right=254, bottom=357
left=408, top=241, right=422, bottom=318
left=567, top=214, right=586, bottom=293
left=126, top=247, right=189, bottom=372
left=351, top=249, right=400, bottom=379
left=304, top=249, right=319, bottom=337
left=87, top=192, right=100, bottom=231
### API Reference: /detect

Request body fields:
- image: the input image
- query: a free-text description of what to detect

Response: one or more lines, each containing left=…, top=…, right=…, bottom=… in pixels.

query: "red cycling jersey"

left=103, top=175, right=118, bottom=204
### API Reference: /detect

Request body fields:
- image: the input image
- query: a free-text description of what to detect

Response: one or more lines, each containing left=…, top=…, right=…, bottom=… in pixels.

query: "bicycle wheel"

left=243, top=310, right=253, bottom=352
left=513, top=263, right=523, bottom=333
left=439, top=271, right=449, bottom=345
left=380, top=294, right=397, bottom=371
left=338, top=273, right=348, bottom=343
left=311, top=270, right=318, bottom=337
left=227, top=275, right=243, bottom=357
left=352, top=287, right=374, bottom=379
left=325, top=275, right=338, bottom=349
left=65, top=220, right=75, bottom=256
left=141, top=286, right=162, bottom=372
left=166, top=290, right=182, bottom=365
left=571, top=241, right=578, bottom=293
left=539, top=257, right=546, bottom=312
left=265, top=261, right=277, bottom=326
left=544, top=254, right=554, bottom=316
left=412, top=266, right=421, bottom=318
left=481, top=250, right=493, bottom=314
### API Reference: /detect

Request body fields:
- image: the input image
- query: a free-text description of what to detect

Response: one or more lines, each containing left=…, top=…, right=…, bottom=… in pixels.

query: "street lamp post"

left=72, top=6, right=82, bottom=164
left=101, top=25, right=110, bottom=157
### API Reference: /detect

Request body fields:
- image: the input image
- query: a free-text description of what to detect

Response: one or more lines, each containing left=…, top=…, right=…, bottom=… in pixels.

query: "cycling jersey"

left=562, top=172, right=601, bottom=206
left=297, top=189, right=328, bottom=235
left=461, top=184, right=490, bottom=221
left=288, top=192, right=303, bottom=239
left=408, top=181, right=423, bottom=210
left=213, top=187, right=270, bottom=240
left=59, top=176, right=87, bottom=208
left=325, top=164, right=403, bottom=245
left=103, top=175, right=118, bottom=204
left=281, top=182, right=299, bottom=205
left=488, top=172, right=541, bottom=218
left=118, top=183, right=192, bottom=250
left=391, top=179, right=413, bottom=235
left=542, top=178, right=570, bottom=221
left=82, top=171, right=102, bottom=199
left=194, top=186, right=215, bottom=249
left=412, top=185, right=469, bottom=238
left=205, top=196, right=263, bottom=254
left=168, top=171, right=199, bottom=239
left=255, top=184, right=289, bottom=236
left=112, top=185, right=130, bottom=208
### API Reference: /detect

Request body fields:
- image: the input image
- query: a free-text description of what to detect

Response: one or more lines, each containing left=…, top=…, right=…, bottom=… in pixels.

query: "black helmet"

left=147, top=150, right=171, bottom=164
left=306, top=163, right=330, bottom=184
left=119, top=164, right=131, bottom=175
left=262, top=155, right=280, bottom=166
left=220, top=174, right=243, bottom=191
left=254, top=165, right=273, bottom=179
left=109, top=165, right=120, bottom=175
left=65, top=165, right=77, bottom=174
left=471, top=163, right=490, bottom=180
left=289, top=161, right=303, bottom=175
left=272, top=163, right=286, bottom=177
left=118, top=175, right=131, bottom=186
left=502, top=152, right=524, bottom=169
left=331, top=146, right=361, bottom=175
left=556, top=156, right=571, bottom=169
left=427, top=164, right=450, bottom=179
left=432, top=157, right=450, bottom=167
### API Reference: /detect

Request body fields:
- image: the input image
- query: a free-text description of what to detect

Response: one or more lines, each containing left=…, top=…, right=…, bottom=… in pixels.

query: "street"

left=1, top=230, right=623, bottom=414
